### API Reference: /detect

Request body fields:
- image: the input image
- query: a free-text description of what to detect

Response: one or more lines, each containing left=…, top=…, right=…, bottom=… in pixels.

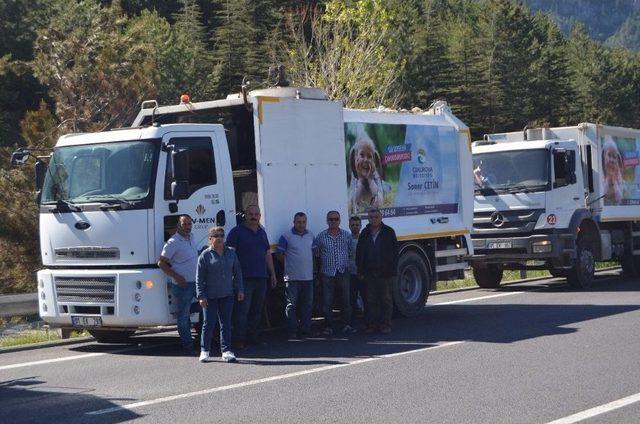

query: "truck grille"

left=473, top=209, right=544, bottom=235
left=55, top=247, right=120, bottom=260
left=54, top=277, right=116, bottom=304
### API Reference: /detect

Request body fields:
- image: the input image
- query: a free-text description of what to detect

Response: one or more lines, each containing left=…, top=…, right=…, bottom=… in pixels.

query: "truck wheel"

left=567, top=238, right=595, bottom=289
left=89, top=329, right=135, bottom=343
left=473, top=265, right=503, bottom=288
left=393, top=250, right=431, bottom=317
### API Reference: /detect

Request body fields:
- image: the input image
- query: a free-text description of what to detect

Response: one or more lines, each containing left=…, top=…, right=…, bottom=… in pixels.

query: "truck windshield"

left=41, top=140, right=159, bottom=206
left=473, top=149, right=549, bottom=195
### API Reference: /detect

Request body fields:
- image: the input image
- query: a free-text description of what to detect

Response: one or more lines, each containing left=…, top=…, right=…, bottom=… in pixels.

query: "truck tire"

left=567, top=238, right=595, bottom=289
left=393, top=250, right=431, bottom=317
left=473, top=265, right=503, bottom=288
left=89, top=329, right=136, bottom=343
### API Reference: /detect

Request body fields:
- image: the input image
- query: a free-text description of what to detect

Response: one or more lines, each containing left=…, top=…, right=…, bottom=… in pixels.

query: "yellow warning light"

left=180, top=94, right=190, bottom=104
left=145, top=280, right=154, bottom=289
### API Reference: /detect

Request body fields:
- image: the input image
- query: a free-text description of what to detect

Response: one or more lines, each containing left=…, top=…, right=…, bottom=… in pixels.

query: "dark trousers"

left=285, top=280, right=314, bottom=334
left=365, top=275, right=393, bottom=328
left=350, top=274, right=367, bottom=326
left=234, top=277, right=267, bottom=343
left=201, top=296, right=234, bottom=353
left=320, top=272, right=351, bottom=329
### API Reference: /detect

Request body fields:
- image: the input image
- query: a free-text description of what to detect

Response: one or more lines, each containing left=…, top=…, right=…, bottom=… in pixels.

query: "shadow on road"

left=0, top=376, right=141, bottom=424
left=64, top=273, right=640, bottom=366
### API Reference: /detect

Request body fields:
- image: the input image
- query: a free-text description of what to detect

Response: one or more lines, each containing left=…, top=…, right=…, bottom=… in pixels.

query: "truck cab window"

left=164, top=137, right=216, bottom=199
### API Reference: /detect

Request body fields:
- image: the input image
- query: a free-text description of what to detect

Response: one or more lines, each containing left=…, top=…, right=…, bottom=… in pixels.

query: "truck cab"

left=34, top=124, right=234, bottom=341
left=469, top=132, right=597, bottom=289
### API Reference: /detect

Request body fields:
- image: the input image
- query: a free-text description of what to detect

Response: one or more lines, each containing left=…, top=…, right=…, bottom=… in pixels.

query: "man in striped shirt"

left=314, top=210, right=356, bottom=335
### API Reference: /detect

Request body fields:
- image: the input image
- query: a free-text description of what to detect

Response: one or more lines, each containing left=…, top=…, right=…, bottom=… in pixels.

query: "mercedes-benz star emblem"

left=490, top=212, right=505, bottom=228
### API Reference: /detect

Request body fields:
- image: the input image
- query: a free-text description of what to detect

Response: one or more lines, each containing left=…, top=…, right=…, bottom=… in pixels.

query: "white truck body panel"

left=486, top=124, right=640, bottom=223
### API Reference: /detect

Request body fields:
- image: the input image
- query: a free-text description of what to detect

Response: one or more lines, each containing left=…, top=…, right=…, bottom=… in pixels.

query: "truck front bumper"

left=469, top=231, right=575, bottom=265
left=37, top=268, right=176, bottom=328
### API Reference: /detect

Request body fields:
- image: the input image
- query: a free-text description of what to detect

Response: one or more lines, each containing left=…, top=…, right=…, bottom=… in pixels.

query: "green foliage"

left=155, top=0, right=213, bottom=103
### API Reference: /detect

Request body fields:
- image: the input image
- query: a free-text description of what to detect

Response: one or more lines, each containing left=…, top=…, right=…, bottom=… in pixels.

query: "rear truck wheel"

left=393, top=250, right=431, bottom=317
left=567, top=238, right=595, bottom=289
left=473, top=265, right=503, bottom=288
left=89, top=329, right=136, bottom=343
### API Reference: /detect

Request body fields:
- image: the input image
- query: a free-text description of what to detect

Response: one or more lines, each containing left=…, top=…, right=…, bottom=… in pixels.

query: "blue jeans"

left=201, top=296, right=234, bottom=353
left=234, top=277, right=267, bottom=343
left=320, top=272, right=351, bottom=329
left=171, top=283, right=196, bottom=350
left=285, top=280, right=313, bottom=334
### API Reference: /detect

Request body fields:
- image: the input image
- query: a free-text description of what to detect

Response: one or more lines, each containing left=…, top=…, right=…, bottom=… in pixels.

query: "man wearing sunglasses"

left=314, top=210, right=356, bottom=336
left=196, top=226, right=244, bottom=363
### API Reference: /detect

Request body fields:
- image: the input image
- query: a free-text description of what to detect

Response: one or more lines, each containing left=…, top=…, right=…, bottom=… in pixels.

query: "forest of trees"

left=2, top=0, right=640, bottom=293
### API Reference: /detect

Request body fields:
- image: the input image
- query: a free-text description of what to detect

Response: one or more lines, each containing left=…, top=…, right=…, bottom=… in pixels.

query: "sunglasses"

left=209, top=233, right=225, bottom=239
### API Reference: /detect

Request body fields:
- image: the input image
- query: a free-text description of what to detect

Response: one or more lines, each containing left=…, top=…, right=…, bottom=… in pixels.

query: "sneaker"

left=199, top=351, right=211, bottom=363
left=222, top=351, right=237, bottom=363
left=342, top=325, right=357, bottom=334
left=379, top=325, right=392, bottom=334
left=322, top=327, right=333, bottom=336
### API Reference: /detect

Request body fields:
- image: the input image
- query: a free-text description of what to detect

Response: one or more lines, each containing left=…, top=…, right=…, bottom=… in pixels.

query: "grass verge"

left=0, top=326, right=88, bottom=348
left=435, top=262, right=618, bottom=292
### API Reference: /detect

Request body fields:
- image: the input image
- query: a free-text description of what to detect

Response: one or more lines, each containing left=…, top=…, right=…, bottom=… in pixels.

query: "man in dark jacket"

left=355, top=208, right=398, bottom=334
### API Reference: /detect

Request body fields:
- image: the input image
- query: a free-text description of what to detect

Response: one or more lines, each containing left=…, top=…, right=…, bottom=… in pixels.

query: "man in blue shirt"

left=314, top=210, right=356, bottom=336
left=276, top=212, right=315, bottom=339
left=197, top=226, right=244, bottom=363
left=227, top=205, right=277, bottom=348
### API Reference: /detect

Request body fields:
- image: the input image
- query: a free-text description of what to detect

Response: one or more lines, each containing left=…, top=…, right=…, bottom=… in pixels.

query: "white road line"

left=547, top=392, right=640, bottom=424
left=87, top=341, right=464, bottom=416
left=430, top=291, right=524, bottom=306
left=0, top=342, right=173, bottom=371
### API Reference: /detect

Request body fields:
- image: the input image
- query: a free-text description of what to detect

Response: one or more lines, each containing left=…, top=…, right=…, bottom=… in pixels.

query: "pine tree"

left=209, top=0, right=261, bottom=98
left=156, top=0, right=213, bottom=103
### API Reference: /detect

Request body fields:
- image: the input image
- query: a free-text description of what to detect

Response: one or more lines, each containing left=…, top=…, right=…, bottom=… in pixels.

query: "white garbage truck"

left=12, top=86, right=473, bottom=341
left=469, top=123, right=640, bottom=288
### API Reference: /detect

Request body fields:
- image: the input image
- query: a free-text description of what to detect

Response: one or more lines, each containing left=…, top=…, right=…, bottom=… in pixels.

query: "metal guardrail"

left=0, top=293, right=38, bottom=318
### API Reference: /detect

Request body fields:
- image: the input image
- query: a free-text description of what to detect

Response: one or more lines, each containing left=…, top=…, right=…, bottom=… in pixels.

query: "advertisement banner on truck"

left=345, top=122, right=460, bottom=217
left=602, top=135, right=640, bottom=206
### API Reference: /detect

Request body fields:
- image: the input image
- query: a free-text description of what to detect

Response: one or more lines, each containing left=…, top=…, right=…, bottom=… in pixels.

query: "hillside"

left=524, top=0, right=640, bottom=49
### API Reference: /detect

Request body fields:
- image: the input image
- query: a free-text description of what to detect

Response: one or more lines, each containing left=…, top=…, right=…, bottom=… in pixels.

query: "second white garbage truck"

left=469, top=123, right=640, bottom=288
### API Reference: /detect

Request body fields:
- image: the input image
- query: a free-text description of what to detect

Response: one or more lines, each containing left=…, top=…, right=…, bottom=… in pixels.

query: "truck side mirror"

left=35, top=160, right=47, bottom=191
left=170, top=149, right=190, bottom=200
left=567, top=150, right=577, bottom=184
left=170, top=181, right=189, bottom=200
left=171, top=149, right=190, bottom=181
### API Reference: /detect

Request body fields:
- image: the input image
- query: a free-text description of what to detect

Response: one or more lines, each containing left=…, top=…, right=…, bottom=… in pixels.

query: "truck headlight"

left=134, top=293, right=141, bottom=302
left=133, top=306, right=140, bottom=314
left=532, top=240, right=552, bottom=253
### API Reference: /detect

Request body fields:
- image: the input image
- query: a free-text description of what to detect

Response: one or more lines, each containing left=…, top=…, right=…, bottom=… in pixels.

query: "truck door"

left=548, top=147, right=583, bottom=228
left=162, top=132, right=233, bottom=252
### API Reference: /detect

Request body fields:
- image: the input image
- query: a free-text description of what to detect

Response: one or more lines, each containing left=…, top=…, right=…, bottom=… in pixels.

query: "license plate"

left=487, top=241, right=512, bottom=249
left=71, top=316, right=103, bottom=328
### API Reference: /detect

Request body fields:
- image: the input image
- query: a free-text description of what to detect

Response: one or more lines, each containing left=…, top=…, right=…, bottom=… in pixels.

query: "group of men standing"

left=158, top=205, right=399, bottom=363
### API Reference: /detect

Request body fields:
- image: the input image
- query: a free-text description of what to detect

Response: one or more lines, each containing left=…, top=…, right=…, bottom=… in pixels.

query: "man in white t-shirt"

left=158, top=215, right=199, bottom=354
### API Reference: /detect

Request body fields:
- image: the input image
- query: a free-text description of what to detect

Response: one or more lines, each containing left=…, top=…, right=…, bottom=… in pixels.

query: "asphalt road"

left=1, top=270, right=639, bottom=424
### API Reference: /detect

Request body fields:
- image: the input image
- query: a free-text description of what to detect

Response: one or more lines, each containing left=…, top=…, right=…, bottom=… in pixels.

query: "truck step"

left=435, top=248, right=467, bottom=258
left=436, top=262, right=468, bottom=273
